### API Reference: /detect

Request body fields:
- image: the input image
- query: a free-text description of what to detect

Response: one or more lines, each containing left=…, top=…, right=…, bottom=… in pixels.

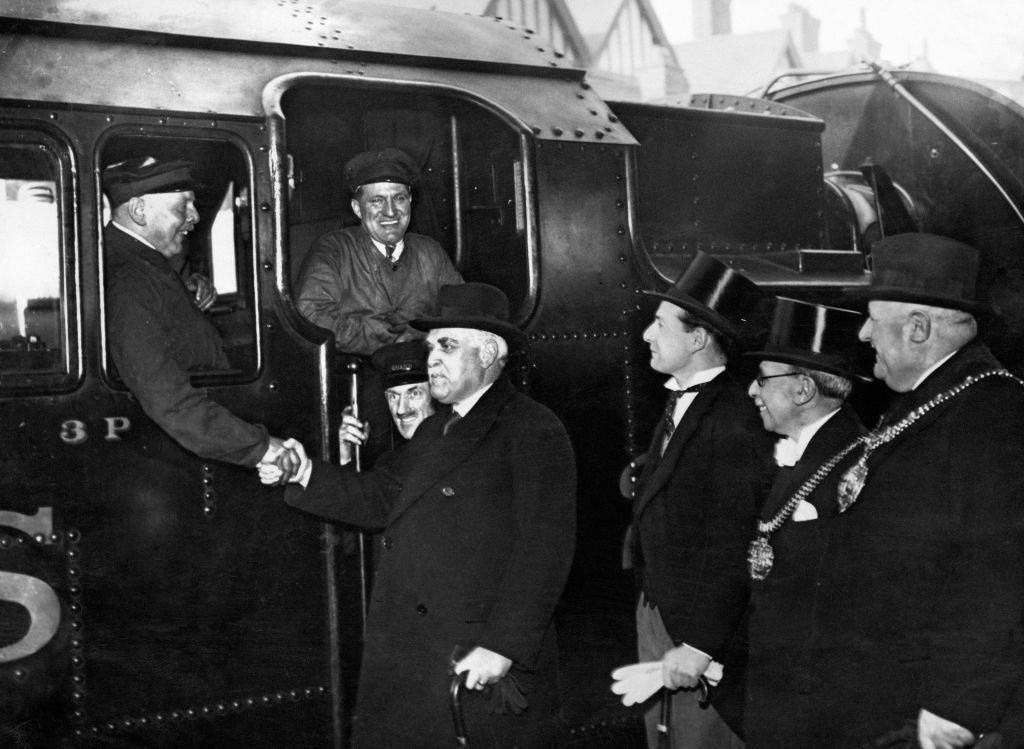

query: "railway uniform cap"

left=411, top=283, right=525, bottom=351
left=643, top=251, right=765, bottom=341
left=102, top=156, right=199, bottom=208
left=371, top=340, right=429, bottom=390
left=844, top=232, right=993, bottom=316
left=744, top=297, right=870, bottom=379
left=344, top=148, right=419, bottom=194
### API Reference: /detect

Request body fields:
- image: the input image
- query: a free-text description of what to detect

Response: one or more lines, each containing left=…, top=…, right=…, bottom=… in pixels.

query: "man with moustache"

left=629, top=252, right=774, bottom=748
left=335, top=340, right=436, bottom=464
left=295, top=147, right=462, bottom=458
left=739, top=297, right=867, bottom=748
left=793, top=234, right=1024, bottom=748
left=264, top=283, right=576, bottom=748
left=102, top=156, right=297, bottom=477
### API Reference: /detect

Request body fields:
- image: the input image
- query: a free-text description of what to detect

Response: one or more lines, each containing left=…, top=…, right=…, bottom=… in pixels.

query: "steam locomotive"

left=2, top=1, right=1023, bottom=746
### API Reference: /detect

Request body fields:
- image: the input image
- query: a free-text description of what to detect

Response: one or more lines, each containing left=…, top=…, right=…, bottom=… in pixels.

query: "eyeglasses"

left=754, top=372, right=803, bottom=387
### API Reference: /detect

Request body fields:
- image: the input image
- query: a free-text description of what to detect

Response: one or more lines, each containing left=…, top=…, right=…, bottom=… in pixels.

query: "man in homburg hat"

left=628, top=252, right=774, bottom=748
left=102, top=156, right=298, bottom=478
left=738, top=298, right=868, bottom=747
left=784, top=233, right=1024, bottom=747
left=263, top=283, right=576, bottom=748
left=294, top=147, right=463, bottom=356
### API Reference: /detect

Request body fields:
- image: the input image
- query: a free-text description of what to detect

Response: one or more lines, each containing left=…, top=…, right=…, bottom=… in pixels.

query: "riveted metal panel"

left=0, top=0, right=573, bottom=73
left=0, top=34, right=633, bottom=146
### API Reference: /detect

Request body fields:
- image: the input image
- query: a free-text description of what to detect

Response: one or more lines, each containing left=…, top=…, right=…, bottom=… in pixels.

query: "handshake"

left=257, top=436, right=312, bottom=486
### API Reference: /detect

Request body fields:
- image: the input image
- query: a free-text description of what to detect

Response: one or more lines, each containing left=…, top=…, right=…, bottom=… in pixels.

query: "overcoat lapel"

left=634, top=374, right=729, bottom=518
left=386, top=377, right=516, bottom=524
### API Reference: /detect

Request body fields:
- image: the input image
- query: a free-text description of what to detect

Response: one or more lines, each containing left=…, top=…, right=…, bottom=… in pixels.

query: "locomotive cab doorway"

left=273, top=77, right=539, bottom=331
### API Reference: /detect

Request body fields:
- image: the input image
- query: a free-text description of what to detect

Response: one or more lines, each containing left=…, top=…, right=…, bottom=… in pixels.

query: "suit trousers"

left=636, top=600, right=744, bottom=749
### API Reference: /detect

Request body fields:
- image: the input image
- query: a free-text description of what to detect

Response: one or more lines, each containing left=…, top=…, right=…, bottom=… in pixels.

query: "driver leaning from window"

left=294, top=147, right=463, bottom=356
left=102, top=156, right=298, bottom=480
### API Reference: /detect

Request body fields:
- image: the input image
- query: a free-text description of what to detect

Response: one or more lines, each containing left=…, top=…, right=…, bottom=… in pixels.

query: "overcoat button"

left=415, top=604, right=428, bottom=616
left=382, top=537, right=393, bottom=549
left=441, top=487, right=455, bottom=497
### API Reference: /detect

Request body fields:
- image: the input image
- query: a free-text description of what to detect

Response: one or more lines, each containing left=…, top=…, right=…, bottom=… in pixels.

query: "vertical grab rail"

left=344, top=358, right=370, bottom=637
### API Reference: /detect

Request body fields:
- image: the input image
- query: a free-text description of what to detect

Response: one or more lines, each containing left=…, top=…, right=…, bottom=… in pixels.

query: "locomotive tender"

left=3, top=1, right=1024, bottom=745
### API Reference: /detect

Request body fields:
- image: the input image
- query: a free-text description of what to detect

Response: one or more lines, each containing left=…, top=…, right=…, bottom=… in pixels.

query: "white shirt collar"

left=452, top=382, right=493, bottom=417
left=111, top=220, right=157, bottom=251
left=774, top=407, right=841, bottom=467
left=370, top=237, right=405, bottom=261
left=665, top=365, right=726, bottom=393
left=912, top=349, right=958, bottom=390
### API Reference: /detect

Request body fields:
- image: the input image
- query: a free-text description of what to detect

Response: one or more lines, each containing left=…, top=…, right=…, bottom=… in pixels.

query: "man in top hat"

left=737, top=298, right=867, bottom=747
left=262, top=283, right=576, bottom=748
left=294, top=147, right=463, bottom=356
left=785, top=233, right=1024, bottom=747
left=335, top=340, right=436, bottom=464
left=629, top=252, right=775, bottom=748
left=102, top=156, right=298, bottom=477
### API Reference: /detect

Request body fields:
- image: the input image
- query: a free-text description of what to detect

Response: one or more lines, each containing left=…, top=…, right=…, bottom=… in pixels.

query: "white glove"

left=610, top=659, right=724, bottom=706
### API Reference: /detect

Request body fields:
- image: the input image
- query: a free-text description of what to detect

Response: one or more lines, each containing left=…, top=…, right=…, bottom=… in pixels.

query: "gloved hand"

left=485, top=671, right=528, bottom=715
left=610, top=659, right=724, bottom=706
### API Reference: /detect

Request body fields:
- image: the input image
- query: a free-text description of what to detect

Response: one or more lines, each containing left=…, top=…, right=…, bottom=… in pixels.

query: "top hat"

left=371, top=340, right=429, bottom=390
left=344, top=148, right=419, bottom=194
left=411, top=283, right=525, bottom=351
left=844, top=233, right=993, bottom=316
left=643, top=252, right=764, bottom=340
left=102, top=157, right=199, bottom=207
left=745, top=297, right=868, bottom=379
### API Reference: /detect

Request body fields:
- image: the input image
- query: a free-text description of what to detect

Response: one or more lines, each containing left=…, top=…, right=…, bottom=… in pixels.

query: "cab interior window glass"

left=100, top=134, right=256, bottom=381
left=0, top=141, right=65, bottom=378
left=281, top=83, right=530, bottom=331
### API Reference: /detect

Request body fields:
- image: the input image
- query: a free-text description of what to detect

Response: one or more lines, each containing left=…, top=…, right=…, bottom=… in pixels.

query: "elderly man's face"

left=425, top=328, right=488, bottom=405
left=138, top=190, right=199, bottom=259
left=859, top=301, right=918, bottom=392
left=385, top=381, right=434, bottom=439
left=351, top=182, right=411, bottom=246
left=748, top=360, right=803, bottom=437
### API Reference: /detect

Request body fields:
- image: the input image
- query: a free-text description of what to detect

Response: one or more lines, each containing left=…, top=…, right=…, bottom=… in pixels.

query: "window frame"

left=95, top=124, right=263, bottom=391
left=0, top=122, right=81, bottom=395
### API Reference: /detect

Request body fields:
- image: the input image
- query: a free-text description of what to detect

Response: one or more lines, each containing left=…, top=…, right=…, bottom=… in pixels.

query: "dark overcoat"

left=104, top=224, right=268, bottom=465
left=633, top=371, right=775, bottom=657
left=798, top=341, right=1024, bottom=747
left=741, top=404, right=866, bottom=748
left=285, top=376, right=576, bottom=748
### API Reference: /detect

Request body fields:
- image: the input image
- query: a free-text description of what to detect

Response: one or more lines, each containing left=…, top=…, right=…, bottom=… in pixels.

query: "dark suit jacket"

left=285, top=376, right=576, bottom=748
left=801, top=341, right=1024, bottom=747
left=633, top=370, right=775, bottom=657
left=741, top=404, right=866, bottom=748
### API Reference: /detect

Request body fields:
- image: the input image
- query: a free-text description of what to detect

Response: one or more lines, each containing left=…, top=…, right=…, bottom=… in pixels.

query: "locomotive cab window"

left=99, top=133, right=258, bottom=387
left=280, top=81, right=534, bottom=337
left=0, top=133, right=76, bottom=391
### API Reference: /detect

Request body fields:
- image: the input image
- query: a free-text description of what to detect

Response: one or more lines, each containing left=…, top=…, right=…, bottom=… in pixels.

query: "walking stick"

left=449, top=671, right=470, bottom=747
left=658, top=675, right=711, bottom=749
left=658, top=688, right=672, bottom=749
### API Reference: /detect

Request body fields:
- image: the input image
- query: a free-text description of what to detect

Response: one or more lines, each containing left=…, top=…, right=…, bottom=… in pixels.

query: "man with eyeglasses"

left=627, top=252, right=774, bottom=748
left=736, top=297, right=867, bottom=747
left=768, top=234, right=1024, bottom=748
